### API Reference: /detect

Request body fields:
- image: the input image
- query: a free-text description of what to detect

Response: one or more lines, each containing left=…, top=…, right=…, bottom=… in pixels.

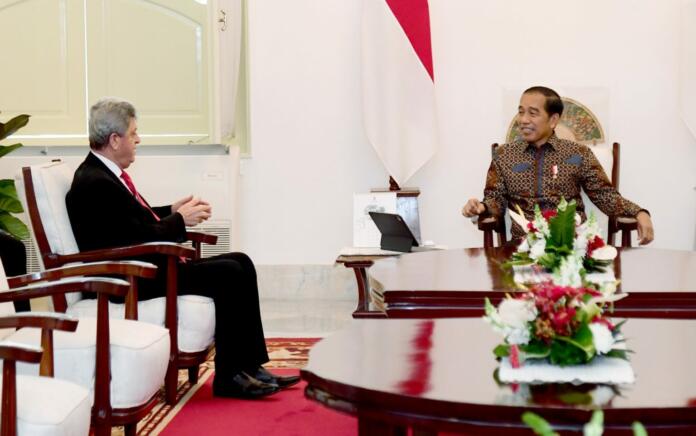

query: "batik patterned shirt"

left=481, top=134, right=643, bottom=239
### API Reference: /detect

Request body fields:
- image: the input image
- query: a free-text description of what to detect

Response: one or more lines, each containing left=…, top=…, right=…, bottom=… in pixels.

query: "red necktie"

left=120, top=171, right=187, bottom=263
left=120, top=171, right=160, bottom=221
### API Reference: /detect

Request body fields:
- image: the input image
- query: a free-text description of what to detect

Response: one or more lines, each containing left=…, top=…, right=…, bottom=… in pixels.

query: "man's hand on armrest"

left=462, top=198, right=486, bottom=218
left=636, top=210, right=654, bottom=245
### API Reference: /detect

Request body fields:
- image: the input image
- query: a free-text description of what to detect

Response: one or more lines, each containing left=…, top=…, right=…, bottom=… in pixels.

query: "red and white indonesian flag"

left=362, top=0, right=438, bottom=186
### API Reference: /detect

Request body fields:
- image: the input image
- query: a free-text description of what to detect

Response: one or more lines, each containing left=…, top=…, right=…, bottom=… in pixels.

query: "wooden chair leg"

left=188, top=365, right=200, bottom=384
left=124, top=423, right=137, bottom=436
left=483, top=229, right=493, bottom=249
left=621, top=228, right=632, bottom=248
left=165, top=361, right=178, bottom=405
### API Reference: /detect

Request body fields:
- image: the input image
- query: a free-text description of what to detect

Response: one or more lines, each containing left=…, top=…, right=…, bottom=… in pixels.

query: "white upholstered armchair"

left=15, top=161, right=217, bottom=405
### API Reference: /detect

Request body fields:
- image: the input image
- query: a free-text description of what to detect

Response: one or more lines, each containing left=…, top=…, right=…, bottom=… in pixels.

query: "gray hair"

left=89, top=97, right=137, bottom=150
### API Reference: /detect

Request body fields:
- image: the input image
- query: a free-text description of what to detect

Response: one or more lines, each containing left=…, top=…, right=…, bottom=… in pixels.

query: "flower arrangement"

left=484, top=282, right=627, bottom=367
left=508, top=198, right=616, bottom=288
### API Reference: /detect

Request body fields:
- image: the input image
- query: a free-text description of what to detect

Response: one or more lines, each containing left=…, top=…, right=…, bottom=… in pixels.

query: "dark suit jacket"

left=66, top=152, right=187, bottom=252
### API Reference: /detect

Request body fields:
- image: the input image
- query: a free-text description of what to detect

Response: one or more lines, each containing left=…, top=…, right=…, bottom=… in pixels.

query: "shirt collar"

left=90, top=150, right=123, bottom=178
left=524, top=132, right=559, bottom=152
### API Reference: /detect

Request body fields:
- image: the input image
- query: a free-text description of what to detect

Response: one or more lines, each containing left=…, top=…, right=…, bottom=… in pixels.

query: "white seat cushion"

left=6, top=317, right=170, bottom=409
left=67, top=295, right=215, bottom=353
left=7, top=375, right=91, bottom=436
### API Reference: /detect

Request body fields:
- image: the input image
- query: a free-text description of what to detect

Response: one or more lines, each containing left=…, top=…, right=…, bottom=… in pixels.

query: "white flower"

left=553, top=255, right=583, bottom=287
left=517, top=238, right=530, bottom=253
left=589, top=322, right=615, bottom=354
left=498, top=298, right=537, bottom=329
left=505, top=327, right=531, bottom=345
left=529, top=239, right=546, bottom=260
left=591, top=245, right=617, bottom=261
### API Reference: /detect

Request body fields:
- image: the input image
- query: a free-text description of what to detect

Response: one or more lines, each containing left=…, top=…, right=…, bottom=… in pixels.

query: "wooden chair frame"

left=0, top=313, right=79, bottom=436
left=21, top=165, right=218, bottom=405
left=0, top=270, right=147, bottom=435
left=478, top=142, right=638, bottom=248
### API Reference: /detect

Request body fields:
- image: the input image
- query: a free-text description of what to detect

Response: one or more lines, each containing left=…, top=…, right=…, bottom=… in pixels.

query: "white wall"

left=239, top=0, right=696, bottom=264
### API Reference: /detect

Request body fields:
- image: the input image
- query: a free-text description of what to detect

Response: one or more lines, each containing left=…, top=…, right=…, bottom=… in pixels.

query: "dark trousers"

left=0, top=232, right=30, bottom=312
left=140, top=252, right=269, bottom=379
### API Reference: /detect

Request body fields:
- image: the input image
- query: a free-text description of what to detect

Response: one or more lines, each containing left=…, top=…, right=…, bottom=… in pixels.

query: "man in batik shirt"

left=462, top=86, right=654, bottom=244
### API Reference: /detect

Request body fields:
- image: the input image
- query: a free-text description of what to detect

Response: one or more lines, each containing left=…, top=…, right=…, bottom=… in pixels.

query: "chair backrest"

left=15, top=162, right=80, bottom=268
left=15, top=162, right=82, bottom=307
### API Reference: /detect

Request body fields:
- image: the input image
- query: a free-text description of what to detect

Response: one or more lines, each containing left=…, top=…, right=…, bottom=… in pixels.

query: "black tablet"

left=368, top=212, right=419, bottom=252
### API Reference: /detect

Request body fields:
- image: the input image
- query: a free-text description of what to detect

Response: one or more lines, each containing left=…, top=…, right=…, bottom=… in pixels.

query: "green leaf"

left=0, top=212, right=29, bottom=240
left=0, top=114, right=30, bottom=141
left=493, top=344, right=510, bottom=358
left=547, top=199, right=577, bottom=251
left=0, top=180, right=24, bottom=213
left=631, top=421, right=647, bottom=436
left=549, top=339, right=587, bottom=366
left=565, top=324, right=596, bottom=358
left=0, top=143, right=22, bottom=158
left=605, top=349, right=630, bottom=360
left=521, top=412, right=559, bottom=436
left=557, top=392, right=592, bottom=405
left=520, top=340, right=551, bottom=359
left=583, top=410, right=604, bottom=436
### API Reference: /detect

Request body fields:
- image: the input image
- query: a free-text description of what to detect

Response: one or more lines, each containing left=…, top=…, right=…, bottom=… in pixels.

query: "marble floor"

left=260, top=298, right=356, bottom=338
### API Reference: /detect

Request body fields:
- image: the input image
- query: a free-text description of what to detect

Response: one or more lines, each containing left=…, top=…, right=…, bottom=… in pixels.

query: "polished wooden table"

left=368, top=247, right=696, bottom=318
left=302, top=317, right=696, bottom=435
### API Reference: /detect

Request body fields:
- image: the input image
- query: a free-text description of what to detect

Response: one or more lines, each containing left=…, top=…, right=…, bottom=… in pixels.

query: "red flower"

left=527, top=222, right=538, bottom=233
left=591, top=316, right=615, bottom=331
left=551, top=307, right=577, bottom=335
left=587, top=235, right=605, bottom=256
left=542, top=209, right=557, bottom=221
left=510, top=344, right=520, bottom=368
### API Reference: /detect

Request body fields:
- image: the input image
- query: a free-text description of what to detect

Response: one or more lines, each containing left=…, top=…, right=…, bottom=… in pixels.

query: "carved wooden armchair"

left=478, top=142, right=638, bottom=248
left=0, top=313, right=89, bottom=436
left=16, top=161, right=218, bottom=405
left=0, top=260, right=169, bottom=436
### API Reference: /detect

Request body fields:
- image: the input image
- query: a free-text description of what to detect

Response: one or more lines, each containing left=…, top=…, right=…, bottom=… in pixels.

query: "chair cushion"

left=7, top=374, right=91, bottom=436
left=6, top=317, right=170, bottom=409
left=67, top=295, right=215, bottom=352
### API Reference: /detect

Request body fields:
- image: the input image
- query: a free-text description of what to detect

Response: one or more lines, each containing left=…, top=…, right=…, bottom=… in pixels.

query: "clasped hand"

left=172, top=195, right=212, bottom=226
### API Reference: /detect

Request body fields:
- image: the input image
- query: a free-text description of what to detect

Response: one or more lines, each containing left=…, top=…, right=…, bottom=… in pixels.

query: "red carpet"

left=158, top=369, right=356, bottom=436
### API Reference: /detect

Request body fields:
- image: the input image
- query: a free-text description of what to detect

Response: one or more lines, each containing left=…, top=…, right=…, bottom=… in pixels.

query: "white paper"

left=353, top=193, right=397, bottom=247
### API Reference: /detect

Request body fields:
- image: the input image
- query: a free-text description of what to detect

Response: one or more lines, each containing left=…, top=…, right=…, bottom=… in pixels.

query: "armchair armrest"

left=0, top=277, right=129, bottom=304
left=186, top=231, right=218, bottom=260
left=0, top=342, right=43, bottom=364
left=187, top=231, right=218, bottom=245
left=477, top=215, right=507, bottom=248
left=49, top=242, right=195, bottom=265
left=7, top=261, right=157, bottom=288
left=0, top=313, right=80, bottom=377
left=0, top=312, right=78, bottom=332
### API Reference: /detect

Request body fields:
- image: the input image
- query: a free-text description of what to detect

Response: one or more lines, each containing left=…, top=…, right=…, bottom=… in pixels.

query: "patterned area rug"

left=109, top=338, right=321, bottom=436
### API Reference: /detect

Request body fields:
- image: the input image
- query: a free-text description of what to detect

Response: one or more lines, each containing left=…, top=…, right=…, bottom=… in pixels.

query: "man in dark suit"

left=66, top=97, right=298, bottom=398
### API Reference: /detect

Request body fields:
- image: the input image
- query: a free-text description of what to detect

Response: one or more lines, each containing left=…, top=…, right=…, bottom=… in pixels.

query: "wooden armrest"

left=50, top=242, right=195, bottom=265
left=0, top=277, right=130, bottom=304
left=187, top=231, right=218, bottom=245
left=477, top=215, right=499, bottom=232
left=616, top=216, right=638, bottom=226
left=0, top=342, right=43, bottom=364
left=0, top=313, right=78, bottom=332
left=7, top=261, right=157, bottom=288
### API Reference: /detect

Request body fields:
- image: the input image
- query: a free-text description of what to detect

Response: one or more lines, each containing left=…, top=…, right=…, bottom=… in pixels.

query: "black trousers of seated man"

left=137, top=252, right=269, bottom=380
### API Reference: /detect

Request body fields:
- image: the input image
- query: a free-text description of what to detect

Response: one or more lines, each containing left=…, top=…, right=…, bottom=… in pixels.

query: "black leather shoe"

left=250, top=366, right=300, bottom=389
left=212, top=372, right=279, bottom=399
